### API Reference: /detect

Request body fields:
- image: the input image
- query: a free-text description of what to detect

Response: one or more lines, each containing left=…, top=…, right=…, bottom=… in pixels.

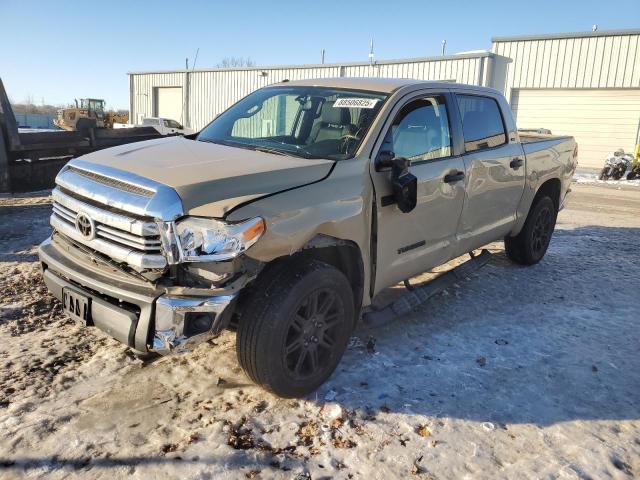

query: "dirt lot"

left=1, top=181, right=639, bottom=480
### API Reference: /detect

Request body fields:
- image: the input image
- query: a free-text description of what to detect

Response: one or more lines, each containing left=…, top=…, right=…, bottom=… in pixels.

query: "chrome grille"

left=50, top=187, right=167, bottom=270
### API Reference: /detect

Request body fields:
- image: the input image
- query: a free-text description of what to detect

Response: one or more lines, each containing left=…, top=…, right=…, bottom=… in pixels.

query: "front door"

left=370, top=92, right=467, bottom=295
left=452, top=92, right=526, bottom=254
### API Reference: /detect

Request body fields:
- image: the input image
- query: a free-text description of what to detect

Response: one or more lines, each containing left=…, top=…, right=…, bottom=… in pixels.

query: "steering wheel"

left=338, top=133, right=360, bottom=154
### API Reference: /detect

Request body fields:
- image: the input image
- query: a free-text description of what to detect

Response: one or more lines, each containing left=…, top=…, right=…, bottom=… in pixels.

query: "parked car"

left=113, top=117, right=194, bottom=136
left=38, top=78, right=577, bottom=397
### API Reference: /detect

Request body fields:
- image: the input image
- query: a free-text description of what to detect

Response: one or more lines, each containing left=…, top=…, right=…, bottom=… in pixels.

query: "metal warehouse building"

left=493, top=29, right=640, bottom=168
left=129, top=29, right=640, bottom=168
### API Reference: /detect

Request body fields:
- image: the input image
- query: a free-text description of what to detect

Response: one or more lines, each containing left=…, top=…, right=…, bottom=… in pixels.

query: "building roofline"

left=127, top=51, right=496, bottom=76
left=492, top=28, right=640, bottom=43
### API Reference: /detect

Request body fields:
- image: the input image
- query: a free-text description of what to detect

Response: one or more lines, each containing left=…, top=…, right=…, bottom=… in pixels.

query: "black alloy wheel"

left=236, top=260, right=354, bottom=397
left=283, top=288, right=344, bottom=380
left=530, top=203, right=553, bottom=257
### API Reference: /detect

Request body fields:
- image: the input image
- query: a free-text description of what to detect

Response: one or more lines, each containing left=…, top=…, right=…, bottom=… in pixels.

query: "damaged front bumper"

left=38, top=236, right=237, bottom=355
left=151, top=294, right=236, bottom=354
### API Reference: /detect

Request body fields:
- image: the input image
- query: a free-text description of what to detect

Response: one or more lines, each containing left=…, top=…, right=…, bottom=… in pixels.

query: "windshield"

left=197, top=86, right=387, bottom=160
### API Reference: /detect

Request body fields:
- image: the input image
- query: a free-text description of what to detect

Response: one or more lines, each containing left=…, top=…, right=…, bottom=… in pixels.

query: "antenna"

left=368, top=38, right=375, bottom=66
left=192, top=48, right=200, bottom=70
left=441, top=39, right=447, bottom=56
left=185, top=57, right=189, bottom=69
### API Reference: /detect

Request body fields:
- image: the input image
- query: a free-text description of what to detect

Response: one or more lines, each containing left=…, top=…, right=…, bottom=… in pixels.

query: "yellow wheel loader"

left=54, top=98, right=129, bottom=131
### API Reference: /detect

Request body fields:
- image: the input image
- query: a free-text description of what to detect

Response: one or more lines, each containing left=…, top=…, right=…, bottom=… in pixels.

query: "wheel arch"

left=511, top=176, right=562, bottom=237
left=535, top=178, right=561, bottom=212
left=236, top=234, right=364, bottom=325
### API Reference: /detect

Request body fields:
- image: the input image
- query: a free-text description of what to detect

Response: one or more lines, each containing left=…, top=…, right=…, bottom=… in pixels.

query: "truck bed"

left=518, top=130, right=573, bottom=144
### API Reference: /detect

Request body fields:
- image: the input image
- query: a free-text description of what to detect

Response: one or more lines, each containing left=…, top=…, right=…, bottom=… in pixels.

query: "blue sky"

left=1, top=0, right=639, bottom=109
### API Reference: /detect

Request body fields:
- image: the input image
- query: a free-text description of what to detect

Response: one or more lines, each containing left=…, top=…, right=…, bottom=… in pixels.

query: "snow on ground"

left=1, top=183, right=639, bottom=479
left=572, top=169, right=640, bottom=188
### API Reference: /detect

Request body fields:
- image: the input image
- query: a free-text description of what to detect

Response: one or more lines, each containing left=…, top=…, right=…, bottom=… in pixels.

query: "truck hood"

left=79, top=136, right=334, bottom=217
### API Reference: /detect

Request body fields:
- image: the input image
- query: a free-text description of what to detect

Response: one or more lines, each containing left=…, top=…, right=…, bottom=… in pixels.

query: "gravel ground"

left=0, top=182, right=639, bottom=480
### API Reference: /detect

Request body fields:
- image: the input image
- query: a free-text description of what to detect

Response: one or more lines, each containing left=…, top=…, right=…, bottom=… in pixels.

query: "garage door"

left=155, top=87, right=183, bottom=124
left=511, top=89, right=640, bottom=169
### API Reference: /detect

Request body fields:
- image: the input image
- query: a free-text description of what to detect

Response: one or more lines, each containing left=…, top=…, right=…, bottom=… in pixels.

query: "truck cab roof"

left=271, top=77, right=501, bottom=95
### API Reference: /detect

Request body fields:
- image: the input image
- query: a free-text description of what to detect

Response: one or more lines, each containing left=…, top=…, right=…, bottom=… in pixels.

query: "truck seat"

left=309, top=102, right=355, bottom=143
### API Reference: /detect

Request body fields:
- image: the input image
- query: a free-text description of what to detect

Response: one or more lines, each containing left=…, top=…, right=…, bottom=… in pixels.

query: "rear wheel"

left=504, top=195, right=557, bottom=265
left=236, top=260, right=354, bottom=397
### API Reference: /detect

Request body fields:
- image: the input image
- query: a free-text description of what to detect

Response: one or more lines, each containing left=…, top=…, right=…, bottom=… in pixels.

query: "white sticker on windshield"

left=333, top=98, right=379, bottom=109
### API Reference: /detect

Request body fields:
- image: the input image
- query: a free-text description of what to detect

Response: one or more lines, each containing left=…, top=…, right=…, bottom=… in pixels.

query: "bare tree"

left=217, top=57, right=256, bottom=68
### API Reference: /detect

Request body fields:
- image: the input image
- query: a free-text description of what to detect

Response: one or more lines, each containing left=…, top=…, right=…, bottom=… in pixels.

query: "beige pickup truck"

left=38, top=78, right=577, bottom=397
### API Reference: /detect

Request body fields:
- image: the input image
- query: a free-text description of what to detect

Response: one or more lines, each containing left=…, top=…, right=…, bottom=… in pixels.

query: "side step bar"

left=362, top=249, right=492, bottom=327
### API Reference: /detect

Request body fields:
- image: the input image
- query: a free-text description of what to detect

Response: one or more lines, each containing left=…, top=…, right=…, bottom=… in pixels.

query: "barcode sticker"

left=333, top=98, right=380, bottom=109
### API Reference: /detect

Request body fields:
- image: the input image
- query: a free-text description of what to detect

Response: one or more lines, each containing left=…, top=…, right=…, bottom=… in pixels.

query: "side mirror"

left=376, top=151, right=417, bottom=213
left=391, top=157, right=417, bottom=213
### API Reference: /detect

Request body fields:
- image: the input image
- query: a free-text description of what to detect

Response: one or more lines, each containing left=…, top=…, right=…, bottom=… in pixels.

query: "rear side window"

left=456, top=95, right=506, bottom=152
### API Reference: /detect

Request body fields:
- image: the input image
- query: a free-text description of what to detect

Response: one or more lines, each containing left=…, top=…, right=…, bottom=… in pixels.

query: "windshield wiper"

left=198, top=137, right=320, bottom=159
left=252, top=146, right=288, bottom=156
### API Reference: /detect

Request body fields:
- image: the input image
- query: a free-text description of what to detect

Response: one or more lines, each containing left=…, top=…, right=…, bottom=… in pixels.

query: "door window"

left=381, top=95, right=451, bottom=162
left=456, top=95, right=506, bottom=152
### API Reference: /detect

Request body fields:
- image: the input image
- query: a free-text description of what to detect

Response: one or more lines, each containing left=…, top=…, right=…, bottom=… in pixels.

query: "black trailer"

left=0, top=78, right=164, bottom=193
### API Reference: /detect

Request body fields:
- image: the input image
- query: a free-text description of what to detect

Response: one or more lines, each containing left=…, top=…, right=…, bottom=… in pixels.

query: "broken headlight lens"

left=175, top=216, right=265, bottom=262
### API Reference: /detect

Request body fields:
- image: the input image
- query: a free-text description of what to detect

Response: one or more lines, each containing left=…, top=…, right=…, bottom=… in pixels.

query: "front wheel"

left=236, top=260, right=354, bottom=397
left=505, top=195, right=557, bottom=265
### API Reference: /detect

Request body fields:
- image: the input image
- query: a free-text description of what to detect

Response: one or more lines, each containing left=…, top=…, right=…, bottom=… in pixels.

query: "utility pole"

left=368, top=38, right=375, bottom=66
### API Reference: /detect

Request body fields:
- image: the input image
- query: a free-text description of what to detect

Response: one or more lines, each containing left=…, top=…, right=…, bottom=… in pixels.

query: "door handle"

left=510, top=158, right=524, bottom=169
left=444, top=171, right=465, bottom=183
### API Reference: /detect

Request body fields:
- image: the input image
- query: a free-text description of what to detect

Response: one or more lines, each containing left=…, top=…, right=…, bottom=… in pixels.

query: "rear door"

left=370, top=91, right=467, bottom=294
left=452, top=92, right=526, bottom=254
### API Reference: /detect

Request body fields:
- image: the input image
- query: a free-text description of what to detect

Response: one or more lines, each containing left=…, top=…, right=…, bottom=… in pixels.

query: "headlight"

left=174, top=216, right=265, bottom=262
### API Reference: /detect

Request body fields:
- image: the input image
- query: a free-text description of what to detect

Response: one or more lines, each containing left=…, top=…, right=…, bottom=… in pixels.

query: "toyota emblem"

left=75, top=213, right=94, bottom=239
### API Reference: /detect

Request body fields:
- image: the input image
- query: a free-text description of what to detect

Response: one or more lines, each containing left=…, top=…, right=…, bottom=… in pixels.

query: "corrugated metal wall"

left=492, top=30, right=640, bottom=168
left=493, top=31, right=640, bottom=94
left=129, top=54, right=497, bottom=131
left=187, top=66, right=341, bottom=130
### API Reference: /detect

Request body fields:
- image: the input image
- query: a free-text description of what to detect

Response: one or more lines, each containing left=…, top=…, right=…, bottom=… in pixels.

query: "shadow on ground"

left=322, top=225, right=640, bottom=427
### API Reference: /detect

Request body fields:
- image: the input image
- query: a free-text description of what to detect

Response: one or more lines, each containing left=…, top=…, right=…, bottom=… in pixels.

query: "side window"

left=381, top=95, right=451, bottom=162
left=456, top=94, right=506, bottom=152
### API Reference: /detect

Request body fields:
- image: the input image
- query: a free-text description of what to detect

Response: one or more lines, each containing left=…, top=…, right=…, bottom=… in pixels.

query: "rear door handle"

left=510, top=158, right=524, bottom=169
left=444, top=171, right=465, bottom=183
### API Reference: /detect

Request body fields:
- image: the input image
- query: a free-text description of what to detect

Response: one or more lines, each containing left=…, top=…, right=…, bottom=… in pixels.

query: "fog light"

left=184, top=312, right=214, bottom=336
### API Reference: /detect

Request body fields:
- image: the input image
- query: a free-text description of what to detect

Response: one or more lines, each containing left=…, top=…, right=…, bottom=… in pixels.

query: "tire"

left=504, top=195, right=557, bottom=266
left=612, top=169, right=625, bottom=180
left=628, top=170, right=638, bottom=180
left=236, top=260, right=354, bottom=398
left=599, top=168, right=609, bottom=181
left=75, top=117, right=97, bottom=136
